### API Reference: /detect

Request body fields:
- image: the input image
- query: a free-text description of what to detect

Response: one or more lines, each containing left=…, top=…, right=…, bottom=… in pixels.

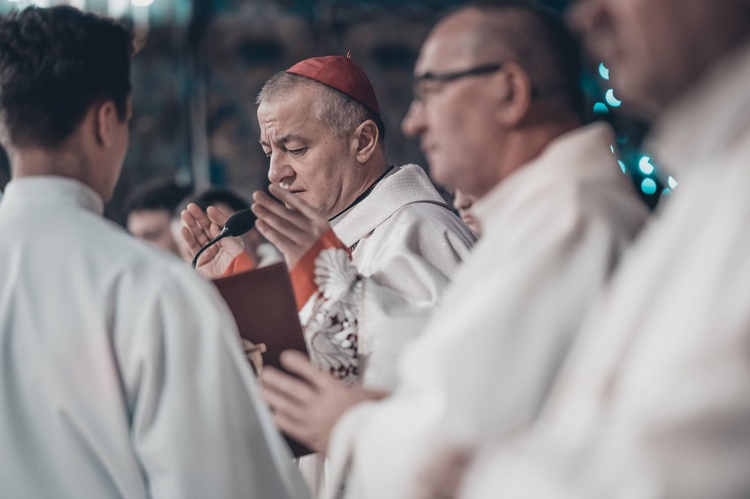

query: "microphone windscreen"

left=223, top=208, right=257, bottom=237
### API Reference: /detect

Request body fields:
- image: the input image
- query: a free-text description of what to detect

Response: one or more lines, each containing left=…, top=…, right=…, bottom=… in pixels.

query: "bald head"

left=429, top=3, right=584, bottom=122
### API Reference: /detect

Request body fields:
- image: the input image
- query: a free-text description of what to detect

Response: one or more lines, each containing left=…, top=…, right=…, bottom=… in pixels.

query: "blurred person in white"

left=125, top=178, right=191, bottom=255
left=171, top=187, right=282, bottom=266
left=255, top=3, right=648, bottom=498
left=0, top=6, right=308, bottom=499
left=459, top=0, right=750, bottom=498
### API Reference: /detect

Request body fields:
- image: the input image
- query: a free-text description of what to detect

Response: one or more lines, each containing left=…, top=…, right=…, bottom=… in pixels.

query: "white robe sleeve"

left=463, top=165, right=750, bottom=499
left=461, top=284, right=750, bottom=499
left=324, top=179, right=646, bottom=499
left=114, top=267, right=310, bottom=499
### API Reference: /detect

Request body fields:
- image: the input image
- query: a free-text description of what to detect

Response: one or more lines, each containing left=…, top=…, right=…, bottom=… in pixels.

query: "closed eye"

left=287, top=147, right=307, bottom=155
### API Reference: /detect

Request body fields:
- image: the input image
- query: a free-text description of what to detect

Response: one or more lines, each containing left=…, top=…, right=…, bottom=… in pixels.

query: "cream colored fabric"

left=324, top=123, right=648, bottom=499
left=300, top=164, right=477, bottom=391
left=460, top=41, right=750, bottom=499
left=0, top=177, right=309, bottom=499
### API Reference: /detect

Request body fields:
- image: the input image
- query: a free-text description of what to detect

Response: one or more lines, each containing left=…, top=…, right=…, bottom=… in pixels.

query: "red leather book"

left=213, top=262, right=312, bottom=457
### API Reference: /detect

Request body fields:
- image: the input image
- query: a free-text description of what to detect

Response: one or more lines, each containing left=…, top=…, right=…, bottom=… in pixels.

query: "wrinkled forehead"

left=257, top=86, right=325, bottom=140
left=257, top=85, right=316, bottom=122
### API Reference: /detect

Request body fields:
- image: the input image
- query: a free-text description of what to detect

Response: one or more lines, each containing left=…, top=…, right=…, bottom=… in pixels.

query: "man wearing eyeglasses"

left=458, top=0, right=750, bottom=498
left=255, top=3, right=648, bottom=499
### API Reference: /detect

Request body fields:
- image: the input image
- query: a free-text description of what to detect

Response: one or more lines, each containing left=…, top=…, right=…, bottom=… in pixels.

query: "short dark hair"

left=174, top=187, right=250, bottom=218
left=460, top=0, right=585, bottom=120
left=0, top=6, right=133, bottom=150
left=124, top=179, right=192, bottom=217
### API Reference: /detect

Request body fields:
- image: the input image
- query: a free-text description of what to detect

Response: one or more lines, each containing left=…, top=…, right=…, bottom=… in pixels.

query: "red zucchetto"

left=286, top=52, right=380, bottom=116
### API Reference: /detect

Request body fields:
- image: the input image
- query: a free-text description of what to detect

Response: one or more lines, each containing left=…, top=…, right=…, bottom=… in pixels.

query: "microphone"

left=192, top=208, right=257, bottom=268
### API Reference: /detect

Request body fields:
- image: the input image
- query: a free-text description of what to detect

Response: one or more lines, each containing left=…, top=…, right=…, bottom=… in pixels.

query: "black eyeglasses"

left=415, top=63, right=505, bottom=83
left=412, top=63, right=506, bottom=103
left=412, top=62, right=540, bottom=102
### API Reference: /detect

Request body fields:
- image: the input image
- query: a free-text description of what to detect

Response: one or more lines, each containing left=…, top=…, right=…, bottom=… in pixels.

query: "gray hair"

left=256, top=71, right=386, bottom=140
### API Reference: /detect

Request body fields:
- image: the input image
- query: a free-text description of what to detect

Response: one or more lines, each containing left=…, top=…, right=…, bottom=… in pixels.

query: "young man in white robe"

left=459, top=0, right=750, bottom=498
left=257, top=3, right=649, bottom=498
left=0, top=7, right=308, bottom=498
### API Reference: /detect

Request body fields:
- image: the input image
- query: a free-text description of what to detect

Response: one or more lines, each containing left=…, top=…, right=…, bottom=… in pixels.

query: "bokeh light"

left=598, top=63, right=610, bottom=80
left=605, top=89, right=622, bottom=107
left=641, top=178, right=657, bottom=195
left=639, top=156, right=655, bottom=175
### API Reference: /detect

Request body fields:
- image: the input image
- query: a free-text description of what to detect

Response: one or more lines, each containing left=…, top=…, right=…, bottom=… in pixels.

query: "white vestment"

left=0, top=177, right=309, bottom=499
left=323, top=123, right=648, bottom=499
left=300, top=164, right=476, bottom=390
left=460, top=41, right=750, bottom=499
left=296, top=164, right=475, bottom=495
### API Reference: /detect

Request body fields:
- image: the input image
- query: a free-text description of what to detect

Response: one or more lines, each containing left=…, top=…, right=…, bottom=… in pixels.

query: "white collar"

left=473, top=122, right=620, bottom=228
left=330, top=164, right=448, bottom=247
left=2, top=176, right=104, bottom=215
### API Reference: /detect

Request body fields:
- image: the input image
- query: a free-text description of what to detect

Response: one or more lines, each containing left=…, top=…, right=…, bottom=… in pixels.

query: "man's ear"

left=352, top=120, right=379, bottom=164
left=494, top=62, right=533, bottom=126
left=94, top=100, right=119, bottom=148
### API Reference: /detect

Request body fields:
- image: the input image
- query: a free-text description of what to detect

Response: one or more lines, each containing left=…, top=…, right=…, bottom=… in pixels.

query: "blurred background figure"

left=124, top=178, right=192, bottom=254
left=171, top=186, right=282, bottom=266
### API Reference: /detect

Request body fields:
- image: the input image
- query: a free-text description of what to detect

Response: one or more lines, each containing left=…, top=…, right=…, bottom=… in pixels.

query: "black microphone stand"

left=191, top=208, right=257, bottom=269
left=192, top=229, right=229, bottom=269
